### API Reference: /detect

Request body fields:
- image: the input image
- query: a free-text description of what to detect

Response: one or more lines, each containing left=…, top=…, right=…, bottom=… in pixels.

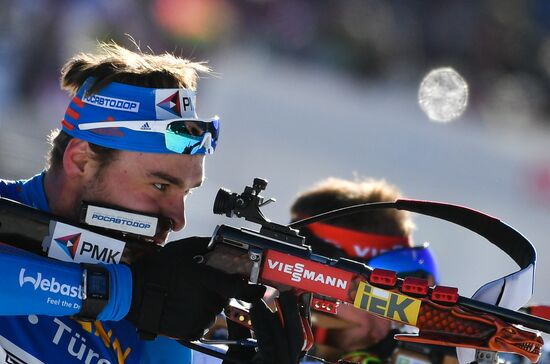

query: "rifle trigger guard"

left=248, top=247, right=263, bottom=284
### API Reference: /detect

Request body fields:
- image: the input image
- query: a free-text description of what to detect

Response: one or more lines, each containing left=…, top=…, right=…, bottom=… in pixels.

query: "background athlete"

left=291, top=177, right=457, bottom=364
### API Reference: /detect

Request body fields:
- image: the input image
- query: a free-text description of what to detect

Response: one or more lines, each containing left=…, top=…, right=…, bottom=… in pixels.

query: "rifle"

left=196, top=178, right=548, bottom=364
left=0, top=179, right=548, bottom=363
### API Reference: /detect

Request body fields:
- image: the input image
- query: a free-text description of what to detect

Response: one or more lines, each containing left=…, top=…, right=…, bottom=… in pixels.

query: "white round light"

left=418, top=67, right=469, bottom=122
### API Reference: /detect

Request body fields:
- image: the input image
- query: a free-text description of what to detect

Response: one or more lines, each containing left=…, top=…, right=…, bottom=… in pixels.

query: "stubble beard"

left=72, top=168, right=109, bottom=222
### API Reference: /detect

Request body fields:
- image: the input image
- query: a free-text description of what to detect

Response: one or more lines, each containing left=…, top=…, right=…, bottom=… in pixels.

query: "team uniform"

left=0, top=177, right=192, bottom=364
left=0, top=74, right=220, bottom=364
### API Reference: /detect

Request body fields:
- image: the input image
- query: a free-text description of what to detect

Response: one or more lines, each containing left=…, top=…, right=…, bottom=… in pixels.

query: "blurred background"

left=0, top=0, right=549, bottom=307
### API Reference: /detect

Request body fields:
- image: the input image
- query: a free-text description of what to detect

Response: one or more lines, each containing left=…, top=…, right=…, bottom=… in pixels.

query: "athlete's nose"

left=164, top=194, right=186, bottom=232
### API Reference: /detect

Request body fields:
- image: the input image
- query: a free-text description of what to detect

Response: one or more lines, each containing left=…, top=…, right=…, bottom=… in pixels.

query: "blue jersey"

left=0, top=173, right=192, bottom=364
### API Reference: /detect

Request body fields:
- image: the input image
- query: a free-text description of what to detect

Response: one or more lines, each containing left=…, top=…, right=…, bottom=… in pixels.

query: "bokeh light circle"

left=418, top=67, right=469, bottom=123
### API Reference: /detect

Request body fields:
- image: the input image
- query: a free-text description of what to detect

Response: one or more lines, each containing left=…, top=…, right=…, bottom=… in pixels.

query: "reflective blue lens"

left=368, top=246, right=440, bottom=284
left=165, top=119, right=219, bottom=154
left=165, top=132, right=202, bottom=154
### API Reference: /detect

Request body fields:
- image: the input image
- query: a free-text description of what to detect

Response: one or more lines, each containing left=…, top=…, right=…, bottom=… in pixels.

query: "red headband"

left=306, top=222, right=411, bottom=260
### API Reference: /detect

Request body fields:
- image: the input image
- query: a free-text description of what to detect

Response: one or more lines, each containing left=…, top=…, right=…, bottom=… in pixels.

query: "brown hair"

left=46, top=41, right=211, bottom=171
left=290, top=177, right=414, bottom=237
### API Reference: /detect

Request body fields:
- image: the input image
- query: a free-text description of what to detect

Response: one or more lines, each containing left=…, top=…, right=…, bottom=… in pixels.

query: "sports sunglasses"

left=367, top=245, right=440, bottom=284
left=78, top=117, right=220, bottom=155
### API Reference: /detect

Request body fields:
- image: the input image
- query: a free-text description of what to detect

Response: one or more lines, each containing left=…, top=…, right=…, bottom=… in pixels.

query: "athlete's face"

left=325, top=302, right=392, bottom=354
left=80, top=150, right=205, bottom=245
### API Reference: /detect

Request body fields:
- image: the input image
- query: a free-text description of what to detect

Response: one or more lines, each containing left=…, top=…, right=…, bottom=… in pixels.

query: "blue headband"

left=61, top=78, right=216, bottom=154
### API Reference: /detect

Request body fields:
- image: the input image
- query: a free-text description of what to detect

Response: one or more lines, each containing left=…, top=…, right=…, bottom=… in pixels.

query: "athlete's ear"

left=62, top=138, right=95, bottom=178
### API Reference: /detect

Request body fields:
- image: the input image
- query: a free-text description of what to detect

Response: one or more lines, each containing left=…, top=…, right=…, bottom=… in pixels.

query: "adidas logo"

left=140, top=122, right=151, bottom=130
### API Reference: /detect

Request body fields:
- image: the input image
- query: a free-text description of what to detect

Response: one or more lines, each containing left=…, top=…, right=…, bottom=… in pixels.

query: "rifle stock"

left=1, top=179, right=549, bottom=364
left=204, top=224, right=547, bottom=363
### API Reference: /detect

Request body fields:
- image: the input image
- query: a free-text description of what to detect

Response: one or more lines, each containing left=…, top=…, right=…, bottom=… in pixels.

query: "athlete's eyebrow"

left=149, top=171, right=182, bottom=187
left=148, top=171, right=204, bottom=189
